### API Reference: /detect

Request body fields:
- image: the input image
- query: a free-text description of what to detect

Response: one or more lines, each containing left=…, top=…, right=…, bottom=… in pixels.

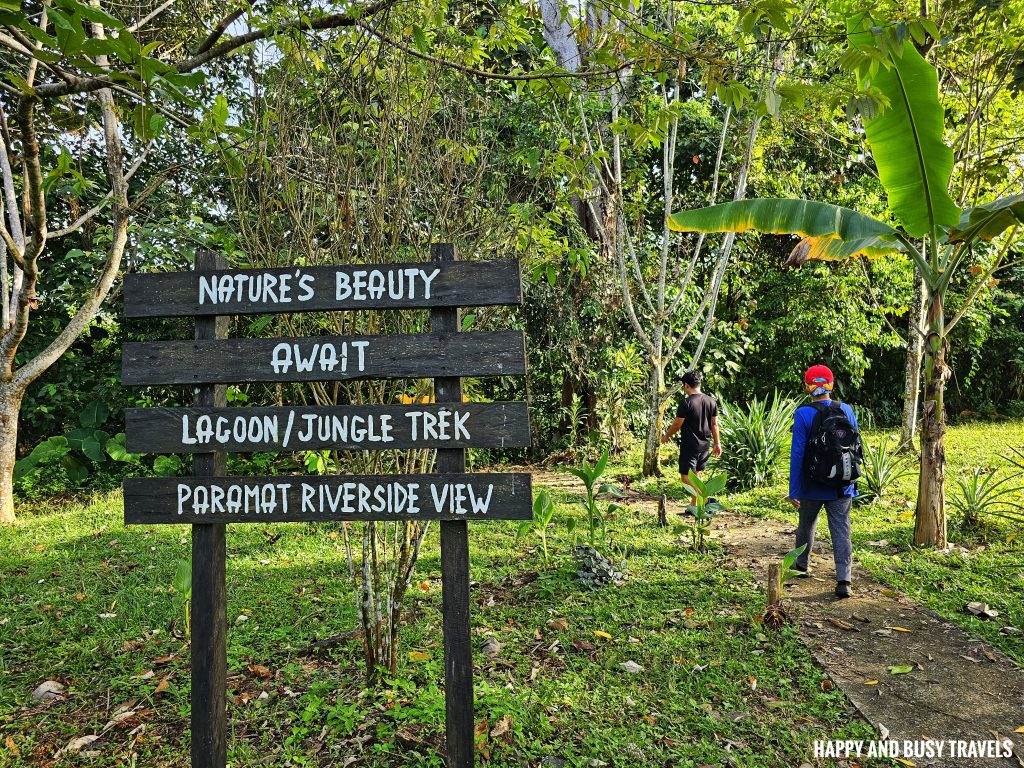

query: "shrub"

left=949, top=467, right=1024, bottom=533
left=859, top=436, right=917, bottom=503
left=715, top=392, right=798, bottom=490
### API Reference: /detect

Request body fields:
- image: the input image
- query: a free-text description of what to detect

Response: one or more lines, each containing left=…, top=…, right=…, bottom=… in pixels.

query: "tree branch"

left=196, top=6, right=246, bottom=54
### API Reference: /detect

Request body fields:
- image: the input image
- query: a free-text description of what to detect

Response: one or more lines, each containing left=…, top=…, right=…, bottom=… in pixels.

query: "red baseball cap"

left=804, top=365, right=833, bottom=385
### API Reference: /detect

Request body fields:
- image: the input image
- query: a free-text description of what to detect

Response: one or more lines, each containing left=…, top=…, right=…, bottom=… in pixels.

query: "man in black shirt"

left=661, top=371, right=721, bottom=503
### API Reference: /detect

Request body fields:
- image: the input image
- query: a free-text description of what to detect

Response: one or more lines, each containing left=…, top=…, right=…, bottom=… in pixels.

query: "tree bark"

left=641, top=363, right=664, bottom=476
left=0, top=380, right=24, bottom=524
left=900, top=265, right=926, bottom=449
left=914, top=288, right=948, bottom=548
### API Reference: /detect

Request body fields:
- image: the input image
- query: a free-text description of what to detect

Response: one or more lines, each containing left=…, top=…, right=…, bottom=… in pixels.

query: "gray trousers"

left=795, top=497, right=853, bottom=582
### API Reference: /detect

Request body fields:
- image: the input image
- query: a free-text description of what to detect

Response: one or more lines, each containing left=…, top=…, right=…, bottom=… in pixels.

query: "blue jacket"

left=788, top=399, right=859, bottom=500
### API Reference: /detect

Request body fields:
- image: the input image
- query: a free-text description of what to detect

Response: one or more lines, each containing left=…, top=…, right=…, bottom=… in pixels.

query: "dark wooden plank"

left=126, top=402, right=531, bottom=453
left=124, top=259, right=523, bottom=317
left=431, top=244, right=475, bottom=768
left=122, top=331, right=526, bottom=386
left=123, top=473, right=533, bottom=524
left=189, top=252, right=228, bottom=768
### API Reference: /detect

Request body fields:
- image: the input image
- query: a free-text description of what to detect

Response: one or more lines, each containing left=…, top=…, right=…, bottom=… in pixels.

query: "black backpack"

left=803, top=401, right=863, bottom=488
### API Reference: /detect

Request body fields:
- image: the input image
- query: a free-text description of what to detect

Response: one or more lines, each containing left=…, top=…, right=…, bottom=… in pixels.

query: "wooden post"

left=191, top=251, right=229, bottom=768
left=657, top=494, right=668, bottom=527
left=767, top=563, right=782, bottom=606
left=431, top=243, right=474, bottom=768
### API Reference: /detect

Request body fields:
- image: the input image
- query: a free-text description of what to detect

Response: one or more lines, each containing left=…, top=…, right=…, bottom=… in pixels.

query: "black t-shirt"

left=675, top=392, right=718, bottom=455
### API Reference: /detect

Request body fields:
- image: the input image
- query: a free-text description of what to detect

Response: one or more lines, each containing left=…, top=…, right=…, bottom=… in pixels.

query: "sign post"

left=431, top=243, right=474, bottom=768
left=190, top=251, right=228, bottom=768
left=122, top=246, right=530, bottom=767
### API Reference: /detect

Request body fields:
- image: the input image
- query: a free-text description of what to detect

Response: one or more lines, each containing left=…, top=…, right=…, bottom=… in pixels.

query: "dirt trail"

left=531, top=468, right=1024, bottom=767
left=713, top=508, right=1024, bottom=768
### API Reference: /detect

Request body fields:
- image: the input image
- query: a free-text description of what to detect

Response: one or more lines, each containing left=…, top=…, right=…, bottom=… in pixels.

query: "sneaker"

left=835, top=581, right=851, bottom=598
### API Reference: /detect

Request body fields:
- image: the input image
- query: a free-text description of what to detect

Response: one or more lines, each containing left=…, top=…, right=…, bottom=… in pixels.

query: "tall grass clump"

left=715, top=392, right=798, bottom=491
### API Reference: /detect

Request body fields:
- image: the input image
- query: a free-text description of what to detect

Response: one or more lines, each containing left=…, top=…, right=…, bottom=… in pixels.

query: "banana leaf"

left=848, top=16, right=960, bottom=238
left=948, top=194, right=1024, bottom=243
left=668, top=198, right=905, bottom=263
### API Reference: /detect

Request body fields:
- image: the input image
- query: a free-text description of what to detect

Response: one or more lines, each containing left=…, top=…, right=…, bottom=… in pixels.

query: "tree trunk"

left=641, top=364, right=664, bottom=477
left=900, top=266, right=926, bottom=450
left=914, top=289, right=948, bottom=548
left=0, top=381, right=24, bottom=524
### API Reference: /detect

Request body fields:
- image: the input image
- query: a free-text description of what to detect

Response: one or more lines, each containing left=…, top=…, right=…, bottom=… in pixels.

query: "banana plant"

left=668, top=15, right=1024, bottom=548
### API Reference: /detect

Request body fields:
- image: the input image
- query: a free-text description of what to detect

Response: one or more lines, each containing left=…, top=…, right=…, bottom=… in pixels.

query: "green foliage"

left=781, top=543, right=807, bottom=581
left=950, top=467, right=1024, bottom=533
left=517, top=490, right=559, bottom=567
left=847, top=14, right=961, bottom=238
left=14, top=399, right=137, bottom=483
left=859, top=437, right=917, bottom=503
left=683, top=471, right=726, bottom=551
left=949, top=194, right=1024, bottom=244
left=564, top=449, right=624, bottom=548
left=715, top=394, right=798, bottom=491
left=170, top=559, right=192, bottom=637
left=669, top=198, right=903, bottom=261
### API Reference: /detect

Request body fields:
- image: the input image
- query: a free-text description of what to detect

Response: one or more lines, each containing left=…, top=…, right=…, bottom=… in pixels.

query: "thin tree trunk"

left=914, top=289, right=948, bottom=548
left=641, top=363, right=664, bottom=476
left=0, top=380, right=23, bottom=524
left=900, top=266, right=926, bottom=449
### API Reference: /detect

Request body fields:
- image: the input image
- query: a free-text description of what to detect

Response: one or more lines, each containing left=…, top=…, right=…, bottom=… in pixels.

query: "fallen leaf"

left=547, top=618, right=569, bottom=632
left=884, top=626, right=912, bottom=632
left=593, top=630, right=612, bottom=639
left=30, top=680, right=65, bottom=702
left=749, top=676, right=757, bottom=690
left=5, top=736, right=19, bottom=756
left=482, top=637, right=503, bottom=656
left=74, top=592, right=87, bottom=602
left=153, top=676, right=170, bottom=695
left=887, top=665, right=913, bottom=674
left=60, top=735, right=99, bottom=755
left=490, top=715, right=513, bottom=739
left=152, top=654, right=175, bottom=666
left=865, top=680, right=879, bottom=685
left=820, top=679, right=834, bottom=691
left=138, top=669, right=155, bottom=680
left=619, top=661, right=644, bottom=674
left=1014, top=725, right=1024, bottom=733
left=408, top=651, right=430, bottom=661
left=894, top=759, right=916, bottom=767
left=247, top=664, right=272, bottom=680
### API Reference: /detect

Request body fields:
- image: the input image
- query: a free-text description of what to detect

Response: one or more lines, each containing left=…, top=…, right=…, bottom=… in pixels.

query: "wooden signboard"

left=124, top=259, right=522, bottom=317
left=124, top=473, right=532, bottom=523
left=122, top=331, right=526, bottom=386
left=125, top=402, right=531, bottom=453
left=122, top=246, right=529, bottom=768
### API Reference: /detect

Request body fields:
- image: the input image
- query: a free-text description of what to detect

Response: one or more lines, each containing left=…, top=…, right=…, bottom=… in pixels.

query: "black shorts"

left=679, top=448, right=710, bottom=476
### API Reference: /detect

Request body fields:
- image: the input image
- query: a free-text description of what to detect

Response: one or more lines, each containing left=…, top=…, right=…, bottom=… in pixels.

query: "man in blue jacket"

left=788, top=364, right=858, bottom=598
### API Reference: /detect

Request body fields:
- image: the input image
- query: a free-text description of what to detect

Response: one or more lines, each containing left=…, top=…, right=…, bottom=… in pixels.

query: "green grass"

left=0, top=484, right=870, bottom=766
left=3, top=419, right=1019, bottom=766
left=626, top=418, right=1024, bottom=666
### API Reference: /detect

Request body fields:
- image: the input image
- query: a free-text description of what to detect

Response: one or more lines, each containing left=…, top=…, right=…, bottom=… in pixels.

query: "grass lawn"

left=630, top=418, right=1024, bottom=666
left=1, top=485, right=868, bottom=766
left=2, top=418, right=1020, bottom=766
